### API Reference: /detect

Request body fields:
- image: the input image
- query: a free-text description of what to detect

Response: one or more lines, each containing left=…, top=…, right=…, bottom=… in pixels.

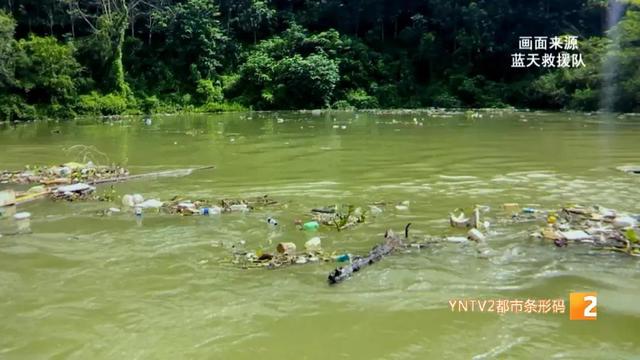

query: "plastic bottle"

left=467, top=228, right=486, bottom=242
left=614, top=216, right=637, bottom=229
left=58, top=166, right=71, bottom=177
left=303, top=221, right=320, bottom=231
left=134, top=207, right=143, bottom=217
left=122, top=194, right=134, bottom=207
left=132, top=194, right=144, bottom=205
left=229, top=204, right=248, bottom=212
left=304, top=237, right=322, bottom=251
left=267, top=217, right=278, bottom=226
left=199, top=206, right=223, bottom=216
left=333, top=253, right=351, bottom=262
left=522, top=208, right=536, bottom=214
left=369, top=205, right=383, bottom=216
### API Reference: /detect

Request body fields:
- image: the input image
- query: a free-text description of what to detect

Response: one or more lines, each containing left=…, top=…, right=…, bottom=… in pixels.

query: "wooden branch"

left=72, top=3, right=99, bottom=32
left=327, top=224, right=409, bottom=285
left=89, top=165, right=215, bottom=185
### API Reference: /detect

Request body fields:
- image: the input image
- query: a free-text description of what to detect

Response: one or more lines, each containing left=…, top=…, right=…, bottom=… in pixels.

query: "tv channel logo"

left=569, top=292, right=597, bottom=320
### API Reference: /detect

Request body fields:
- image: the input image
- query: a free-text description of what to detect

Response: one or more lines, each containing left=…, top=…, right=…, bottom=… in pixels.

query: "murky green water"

left=0, top=111, right=639, bottom=359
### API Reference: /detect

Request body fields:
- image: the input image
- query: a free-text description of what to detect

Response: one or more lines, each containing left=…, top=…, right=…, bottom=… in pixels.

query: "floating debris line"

left=530, top=205, right=639, bottom=257
left=1, top=162, right=128, bottom=185
left=2, top=165, right=215, bottom=206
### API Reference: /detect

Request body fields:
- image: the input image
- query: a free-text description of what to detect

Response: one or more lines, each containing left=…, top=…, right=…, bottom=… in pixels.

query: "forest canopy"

left=0, top=0, right=639, bottom=120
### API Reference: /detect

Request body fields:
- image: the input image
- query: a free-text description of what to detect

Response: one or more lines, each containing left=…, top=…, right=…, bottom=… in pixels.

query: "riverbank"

left=3, top=106, right=640, bottom=126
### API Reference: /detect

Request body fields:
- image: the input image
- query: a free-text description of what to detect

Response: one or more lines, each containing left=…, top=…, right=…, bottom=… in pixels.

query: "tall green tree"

left=14, top=34, right=81, bottom=104
left=0, top=10, right=16, bottom=87
left=236, top=0, right=275, bottom=44
left=66, top=0, right=145, bottom=97
left=154, top=0, right=228, bottom=83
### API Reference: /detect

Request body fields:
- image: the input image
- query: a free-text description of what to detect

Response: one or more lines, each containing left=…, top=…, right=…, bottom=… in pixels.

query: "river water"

left=0, top=110, right=639, bottom=359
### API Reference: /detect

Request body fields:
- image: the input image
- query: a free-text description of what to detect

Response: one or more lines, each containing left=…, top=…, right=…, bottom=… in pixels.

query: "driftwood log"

left=328, top=224, right=410, bottom=284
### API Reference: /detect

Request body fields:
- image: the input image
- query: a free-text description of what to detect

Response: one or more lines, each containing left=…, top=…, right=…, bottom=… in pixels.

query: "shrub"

left=199, top=101, right=246, bottom=112
left=345, top=89, right=379, bottom=109
left=432, top=92, right=462, bottom=108
left=569, top=88, right=599, bottom=111
left=195, top=79, right=223, bottom=104
left=140, top=95, right=160, bottom=114
left=77, top=92, right=128, bottom=115
left=273, top=53, right=339, bottom=109
left=0, top=93, right=35, bottom=121
left=373, top=84, right=401, bottom=108
left=14, top=35, right=82, bottom=104
left=332, top=100, right=355, bottom=110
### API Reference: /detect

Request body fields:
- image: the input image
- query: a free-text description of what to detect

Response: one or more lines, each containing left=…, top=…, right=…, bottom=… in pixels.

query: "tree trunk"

left=48, top=9, right=54, bottom=35
left=394, top=17, right=398, bottom=39
left=148, top=16, right=152, bottom=44
left=328, top=225, right=409, bottom=284
left=112, top=17, right=131, bottom=97
left=354, top=0, right=362, bottom=37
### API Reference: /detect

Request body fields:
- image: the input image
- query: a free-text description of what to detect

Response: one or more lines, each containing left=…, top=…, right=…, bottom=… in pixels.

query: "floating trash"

left=14, top=212, right=31, bottom=220
left=311, top=204, right=366, bottom=231
left=200, top=206, right=221, bottom=215
left=559, top=230, right=592, bottom=241
left=503, top=203, right=520, bottom=214
left=449, top=207, right=483, bottom=229
left=53, top=183, right=96, bottom=201
left=304, top=237, right=322, bottom=252
left=302, top=221, right=320, bottom=231
left=0, top=161, right=128, bottom=185
left=138, top=199, right=164, bottom=209
left=613, top=216, right=637, bottom=229
left=132, top=194, right=144, bottom=205
left=369, top=205, right=383, bottom=216
left=333, top=253, right=351, bottom=262
left=467, top=228, right=486, bottom=242
left=530, top=205, right=640, bottom=257
left=616, top=165, right=640, bottom=175
left=233, top=245, right=332, bottom=269
left=276, top=242, right=297, bottom=255
left=229, top=204, right=248, bottom=212
left=395, top=200, right=410, bottom=211
left=121, top=193, right=146, bottom=207
left=122, top=194, right=134, bottom=207
left=449, top=211, right=470, bottom=228
left=0, top=190, right=16, bottom=207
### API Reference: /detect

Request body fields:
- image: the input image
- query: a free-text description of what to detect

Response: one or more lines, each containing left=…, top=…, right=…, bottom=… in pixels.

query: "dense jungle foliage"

left=0, top=0, right=639, bottom=120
